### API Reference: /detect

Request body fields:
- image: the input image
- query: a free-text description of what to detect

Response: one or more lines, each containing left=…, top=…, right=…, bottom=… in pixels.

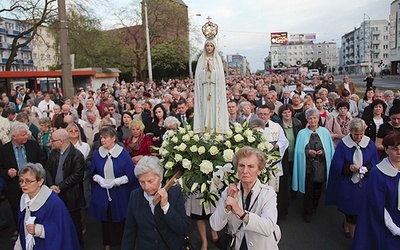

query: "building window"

left=383, top=35, right=388, bottom=40
left=383, top=53, right=388, bottom=58
left=383, top=45, right=388, bottom=49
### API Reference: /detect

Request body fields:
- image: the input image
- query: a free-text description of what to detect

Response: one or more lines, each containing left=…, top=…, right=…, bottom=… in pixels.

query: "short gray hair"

left=38, top=117, right=51, bottom=127
left=249, top=117, right=265, bottom=130
left=349, top=118, right=367, bottom=132
left=384, top=90, right=394, bottom=98
left=305, top=108, right=320, bottom=120
left=19, top=163, right=46, bottom=181
left=134, top=156, right=164, bottom=179
left=11, top=122, right=29, bottom=137
left=164, top=116, right=180, bottom=129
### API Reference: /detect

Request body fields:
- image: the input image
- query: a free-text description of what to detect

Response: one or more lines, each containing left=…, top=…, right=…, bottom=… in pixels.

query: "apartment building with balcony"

left=390, top=0, right=400, bottom=74
left=341, top=19, right=389, bottom=74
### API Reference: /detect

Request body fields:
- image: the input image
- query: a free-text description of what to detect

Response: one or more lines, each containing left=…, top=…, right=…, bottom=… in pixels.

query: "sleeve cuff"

left=35, top=224, right=45, bottom=238
left=161, top=202, right=170, bottom=214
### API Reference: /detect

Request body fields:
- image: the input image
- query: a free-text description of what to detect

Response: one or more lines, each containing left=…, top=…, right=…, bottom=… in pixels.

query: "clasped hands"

left=93, top=174, right=128, bottom=189
left=225, top=184, right=244, bottom=217
left=309, top=149, right=323, bottom=158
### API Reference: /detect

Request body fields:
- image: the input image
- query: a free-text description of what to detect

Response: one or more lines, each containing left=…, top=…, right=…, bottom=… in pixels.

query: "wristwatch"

left=239, top=210, right=248, bottom=220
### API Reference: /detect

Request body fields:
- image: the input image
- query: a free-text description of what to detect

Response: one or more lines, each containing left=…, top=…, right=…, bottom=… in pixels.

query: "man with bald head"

left=54, top=104, right=72, bottom=128
left=45, top=129, right=85, bottom=245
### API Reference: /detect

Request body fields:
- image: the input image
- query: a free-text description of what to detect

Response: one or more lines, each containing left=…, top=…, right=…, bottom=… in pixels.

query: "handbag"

left=310, top=157, right=326, bottom=183
left=214, top=230, right=235, bottom=250
left=181, top=234, right=194, bottom=250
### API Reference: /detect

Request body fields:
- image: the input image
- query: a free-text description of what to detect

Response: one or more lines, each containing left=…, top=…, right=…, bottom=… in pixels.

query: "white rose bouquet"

left=157, top=122, right=281, bottom=207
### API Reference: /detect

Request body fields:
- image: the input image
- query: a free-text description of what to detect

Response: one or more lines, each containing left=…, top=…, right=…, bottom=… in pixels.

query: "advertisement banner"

left=289, top=33, right=317, bottom=42
left=271, top=32, right=288, bottom=44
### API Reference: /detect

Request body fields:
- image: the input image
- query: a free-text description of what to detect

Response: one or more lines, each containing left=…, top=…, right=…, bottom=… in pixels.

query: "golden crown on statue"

left=201, top=16, right=218, bottom=40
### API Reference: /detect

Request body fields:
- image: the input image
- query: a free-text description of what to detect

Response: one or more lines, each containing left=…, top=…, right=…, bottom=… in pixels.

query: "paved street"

left=335, top=74, right=400, bottom=92
left=1, top=189, right=352, bottom=250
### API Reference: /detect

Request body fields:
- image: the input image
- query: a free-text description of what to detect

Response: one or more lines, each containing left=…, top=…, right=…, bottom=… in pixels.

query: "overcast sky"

left=98, top=0, right=392, bottom=72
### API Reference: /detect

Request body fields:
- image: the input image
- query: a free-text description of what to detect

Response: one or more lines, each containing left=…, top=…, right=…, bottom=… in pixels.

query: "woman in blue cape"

left=353, top=130, right=400, bottom=249
left=14, top=163, right=79, bottom=250
left=292, top=108, right=335, bottom=223
left=326, top=118, right=380, bottom=239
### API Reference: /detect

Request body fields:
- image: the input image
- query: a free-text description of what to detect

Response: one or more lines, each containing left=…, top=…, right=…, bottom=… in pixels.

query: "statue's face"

left=205, top=43, right=214, bottom=54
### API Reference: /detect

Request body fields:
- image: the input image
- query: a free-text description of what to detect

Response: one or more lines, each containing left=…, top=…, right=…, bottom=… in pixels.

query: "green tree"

left=151, top=38, right=188, bottom=78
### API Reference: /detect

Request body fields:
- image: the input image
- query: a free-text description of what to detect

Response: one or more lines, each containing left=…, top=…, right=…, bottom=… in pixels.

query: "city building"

left=340, top=18, right=389, bottom=75
left=0, top=17, right=35, bottom=71
left=390, top=0, right=400, bottom=74
left=30, top=25, right=58, bottom=71
left=270, top=32, right=337, bottom=74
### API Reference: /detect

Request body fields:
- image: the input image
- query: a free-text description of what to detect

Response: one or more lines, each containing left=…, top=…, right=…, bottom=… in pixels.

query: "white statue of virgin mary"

left=193, top=20, right=229, bottom=134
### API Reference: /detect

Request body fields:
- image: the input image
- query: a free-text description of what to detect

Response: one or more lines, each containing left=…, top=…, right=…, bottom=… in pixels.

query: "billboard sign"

left=290, top=33, right=317, bottom=42
left=227, top=54, right=245, bottom=76
left=271, top=32, right=288, bottom=44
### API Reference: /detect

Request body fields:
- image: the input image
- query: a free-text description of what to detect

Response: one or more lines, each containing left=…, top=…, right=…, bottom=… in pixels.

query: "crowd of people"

left=0, top=71, right=399, bottom=249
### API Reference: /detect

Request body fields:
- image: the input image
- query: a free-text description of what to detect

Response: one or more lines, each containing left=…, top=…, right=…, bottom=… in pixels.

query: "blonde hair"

left=129, top=119, right=145, bottom=132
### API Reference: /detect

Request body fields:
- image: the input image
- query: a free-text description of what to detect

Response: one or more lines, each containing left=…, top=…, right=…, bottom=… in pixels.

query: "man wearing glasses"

left=45, top=129, right=85, bottom=246
left=0, top=122, right=45, bottom=236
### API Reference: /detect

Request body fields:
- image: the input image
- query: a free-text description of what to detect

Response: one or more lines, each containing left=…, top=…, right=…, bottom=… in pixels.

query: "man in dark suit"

left=45, top=129, right=85, bottom=245
left=280, top=89, right=293, bottom=105
left=54, top=104, right=71, bottom=129
left=175, top=99, right=188, bottom=127
left=0, top=122, right=46, bottom=231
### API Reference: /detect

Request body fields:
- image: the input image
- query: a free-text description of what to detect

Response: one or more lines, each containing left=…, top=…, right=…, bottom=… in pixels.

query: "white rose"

left=235, top=147, right=240, bottom=153
left=234, top=134, right=244, bottom=142
left=199, top=160, right=213, bottom=174
left=247, top=136, right=256, bottom=143
left=226, top=130, right=233, bottom=138
left=243, top=129, right=253, bottom=137
left=224, top=140, right=232, bottom=148
left=167, top=130, right=175, bottom=137
left=161, top=140, right=168, bottom=147
left=261, top=133, right=269, bottom=141
left=174, top=154, right=183, bottom=162
left=171, top=136, right=178, bottom=143
left=193, top=135, right=200, bottom=142
left=198, top=146, right=206, bottom=155
left=186, top=124, right=192, bottom=130
left=204, top=133, right=211, bottom=140
left=190, top=145, right=198, bottom=152
left=182, top=134, right=191, bottom=142
left=215, top=134, right=224, bottom=142
left=178, top=143, right=187, bottom=151
left=188, top=131, right=194, bottom=137
left=165, top=161, right=174, bottom=170
left=234, top=125, right=243, bottom=133
left=182, top=159, right=192, bottom=170
left=223, top=149, right=235, bottom=162
left=173, top=146, right=179, bottom=151
left=178, top=127, right=186, bottom=134
left=209, top=146, right=219, bottom=155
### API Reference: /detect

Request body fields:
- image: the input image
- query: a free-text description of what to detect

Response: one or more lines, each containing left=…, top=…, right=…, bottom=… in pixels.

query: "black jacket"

left=45, top=143, right=85, bottom=211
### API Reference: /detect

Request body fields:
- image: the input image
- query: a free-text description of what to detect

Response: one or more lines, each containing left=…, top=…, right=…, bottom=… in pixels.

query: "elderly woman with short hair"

left=122, top=156, right=189, bottom=249
left=292, top=108, right=335, bottom=222
left=210, top=146, right=281, bottom=250
left=14, top=163, right=79, bottom=250
left=124, top=119, right=153, bottom=164
left=326, top=118, right=380, bottom=239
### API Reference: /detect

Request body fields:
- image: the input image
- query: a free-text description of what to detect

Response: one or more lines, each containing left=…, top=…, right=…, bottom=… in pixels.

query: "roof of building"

left=171, top=0, right=187, bottom=6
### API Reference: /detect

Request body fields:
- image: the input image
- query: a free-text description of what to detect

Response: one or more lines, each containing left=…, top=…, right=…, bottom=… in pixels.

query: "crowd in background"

left=0, top=72, right=399, bottom=249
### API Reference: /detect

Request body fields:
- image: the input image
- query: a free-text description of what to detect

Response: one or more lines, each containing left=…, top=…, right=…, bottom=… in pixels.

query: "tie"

left=351, top=144, right=363, bottom=184
left=181, top=115, right=186, bottom=123
left=47, top=104, right=50, bottom=117
left=104, top=152, right=115, bottom=181
left=17, top=146, right=26, bottom=169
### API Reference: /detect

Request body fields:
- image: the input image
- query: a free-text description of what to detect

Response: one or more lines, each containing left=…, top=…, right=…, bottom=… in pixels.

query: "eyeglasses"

left=51, top=139, right=61, bottom=143
left=387, top=147, right=400, bottom=152
left=19, top=179, right=37, bottom=185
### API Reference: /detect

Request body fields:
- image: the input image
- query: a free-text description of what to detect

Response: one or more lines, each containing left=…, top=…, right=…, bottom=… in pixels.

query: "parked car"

left=307, top=69, right=320, bottom=79
left=280, top=85, right=315, bottom=99
left=381, top=68, right=390, bottom=76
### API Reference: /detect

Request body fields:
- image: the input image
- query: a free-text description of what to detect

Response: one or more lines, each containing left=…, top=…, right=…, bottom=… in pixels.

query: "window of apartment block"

left=383, top=35, right=388, bottom=40
left=383, top=54, right=388, bottom=58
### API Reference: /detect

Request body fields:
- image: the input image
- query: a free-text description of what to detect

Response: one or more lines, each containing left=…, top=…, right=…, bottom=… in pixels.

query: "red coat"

left=124, top=135, right=153, bottom=158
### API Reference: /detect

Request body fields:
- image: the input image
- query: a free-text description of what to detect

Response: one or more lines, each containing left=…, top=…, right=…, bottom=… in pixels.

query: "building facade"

left=0, top=17, right=57, bottom=72
left=390, top=0, right=400, bottom=74
left=341, top=19, right=390, bottom=75
left=270, top=41, right=337, bottom=72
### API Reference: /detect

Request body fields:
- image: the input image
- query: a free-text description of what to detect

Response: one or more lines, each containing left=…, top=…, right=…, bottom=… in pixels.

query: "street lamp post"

left=188, top=13, right=201, bottom=79
left=144, top=0, right=153, bottom=83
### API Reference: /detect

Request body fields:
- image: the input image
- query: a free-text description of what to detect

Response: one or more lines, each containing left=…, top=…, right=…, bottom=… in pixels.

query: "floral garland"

left=158, top=122, right=282, bottom=207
